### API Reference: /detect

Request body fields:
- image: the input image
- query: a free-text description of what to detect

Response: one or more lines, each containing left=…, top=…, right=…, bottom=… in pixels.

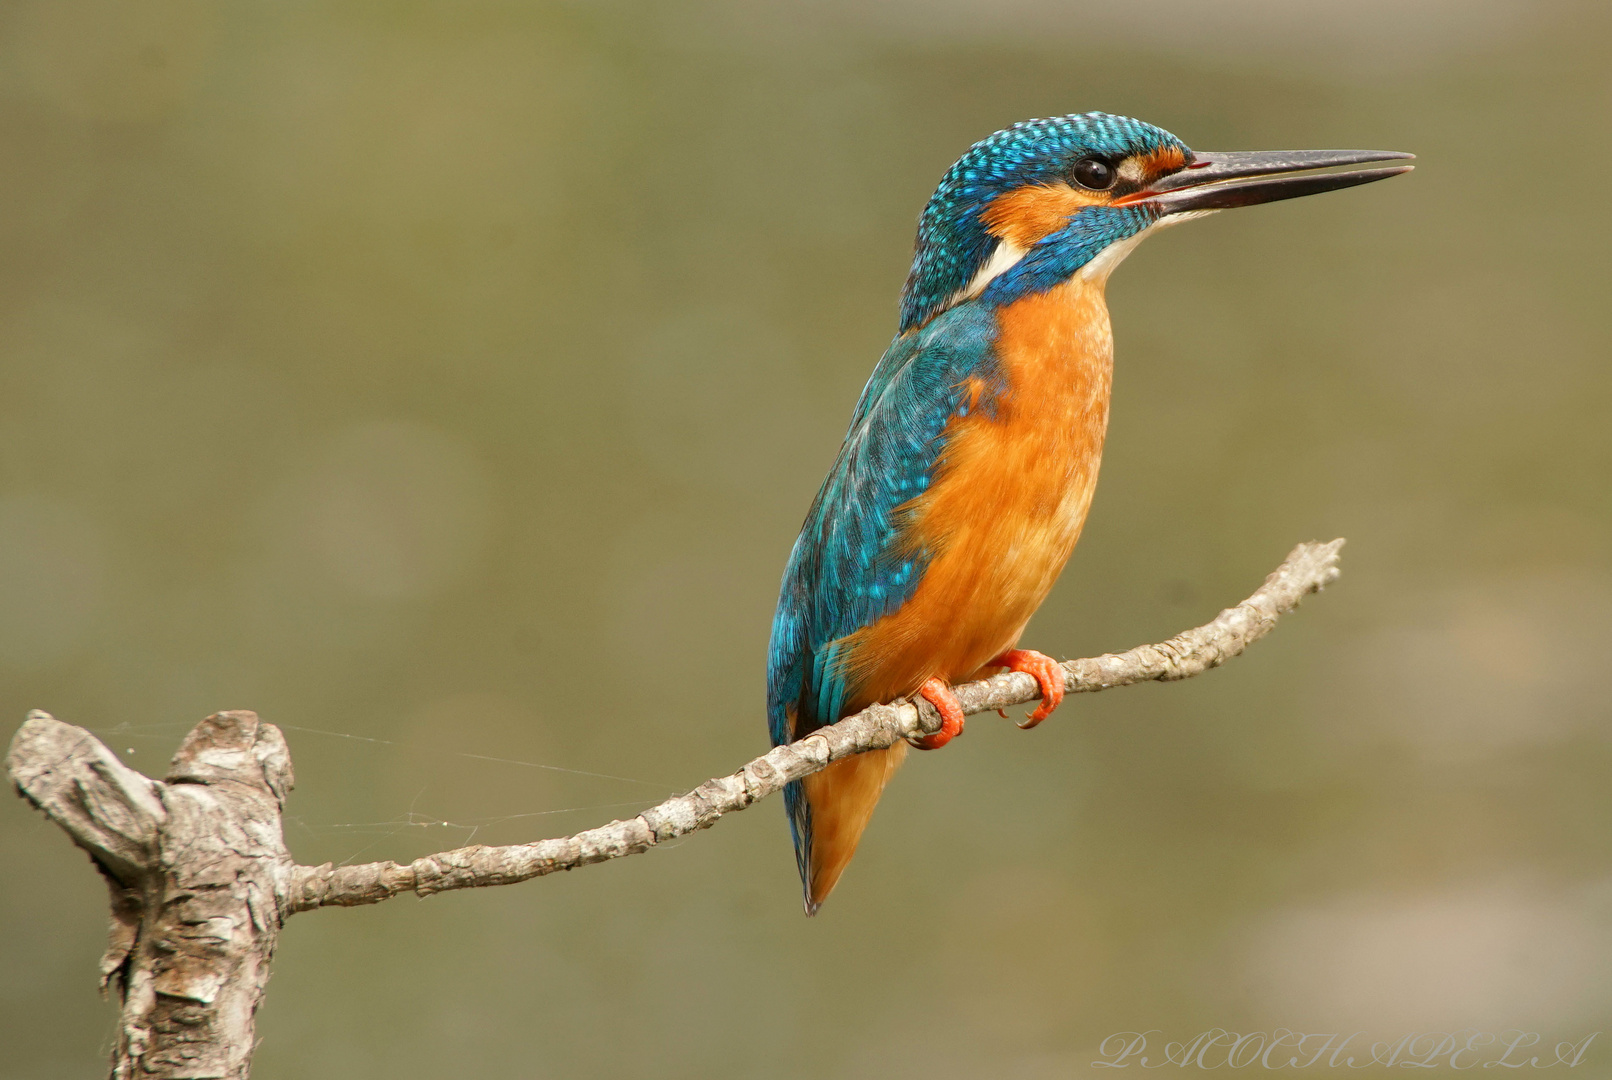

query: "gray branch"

left=6, top=538, right=1342, bottom=1079
left=288, top=538, right=1344, bottom=908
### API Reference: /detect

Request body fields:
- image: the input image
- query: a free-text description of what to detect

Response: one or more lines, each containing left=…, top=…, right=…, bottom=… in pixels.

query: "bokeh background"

left=3, top=1, right=1609, bottom=1076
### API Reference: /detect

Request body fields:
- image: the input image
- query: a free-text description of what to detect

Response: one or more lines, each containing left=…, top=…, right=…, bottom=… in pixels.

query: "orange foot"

left=991, top=649, right=1066, bottom=729
left=911, top=677, right=965, bottom=750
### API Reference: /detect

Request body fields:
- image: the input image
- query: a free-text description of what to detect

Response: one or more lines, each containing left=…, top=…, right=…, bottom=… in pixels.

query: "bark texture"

left=8, top=711, right=293, bottom=1079
left=6, top=538, right=1342, bottom=1078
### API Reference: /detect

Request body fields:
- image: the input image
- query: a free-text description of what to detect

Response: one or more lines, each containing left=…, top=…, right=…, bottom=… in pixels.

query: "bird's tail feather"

left=798, top=741, right=907, bottom=914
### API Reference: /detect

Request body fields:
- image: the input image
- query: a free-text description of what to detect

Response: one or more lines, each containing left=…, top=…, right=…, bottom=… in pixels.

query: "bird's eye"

left=1072, top=158, right=1116, bottom=190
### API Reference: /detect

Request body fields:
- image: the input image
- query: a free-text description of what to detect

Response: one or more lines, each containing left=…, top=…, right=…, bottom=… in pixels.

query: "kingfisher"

left=767, top=112, right=1410, bottom=914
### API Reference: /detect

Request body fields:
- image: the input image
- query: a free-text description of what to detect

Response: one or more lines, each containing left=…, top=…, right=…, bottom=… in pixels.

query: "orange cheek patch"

left=979, top=183, right=1106, bottom=249
left=1140, top=146, right=1188, bottom=175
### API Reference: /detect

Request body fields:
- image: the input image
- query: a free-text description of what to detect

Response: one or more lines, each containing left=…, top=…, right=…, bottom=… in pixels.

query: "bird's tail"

left=794, top=741, right=907, bottom=915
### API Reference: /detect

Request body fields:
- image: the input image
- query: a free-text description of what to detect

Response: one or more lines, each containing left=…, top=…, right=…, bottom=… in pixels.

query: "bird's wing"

left=767, top=301, right=1001, bottom=745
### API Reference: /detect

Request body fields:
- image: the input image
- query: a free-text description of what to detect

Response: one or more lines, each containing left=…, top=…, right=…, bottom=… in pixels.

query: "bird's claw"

left=910, top=677, right=965, bottom=750
left=991, top=649, right=1066, bottom=729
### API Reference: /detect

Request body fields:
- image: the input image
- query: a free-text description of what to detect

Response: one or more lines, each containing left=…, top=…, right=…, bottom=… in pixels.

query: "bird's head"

left=899, top=112, right=1411, bottom=333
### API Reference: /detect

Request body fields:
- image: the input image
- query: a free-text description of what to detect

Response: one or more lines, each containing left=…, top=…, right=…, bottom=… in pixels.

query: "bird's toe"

left=911, top=677, right=966, bottom=749
left=992, top=648, right=1066, bottom=729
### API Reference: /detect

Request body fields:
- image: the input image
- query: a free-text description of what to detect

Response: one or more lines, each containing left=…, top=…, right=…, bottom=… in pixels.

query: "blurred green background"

left=3, top=1, right=1609, bottom=1076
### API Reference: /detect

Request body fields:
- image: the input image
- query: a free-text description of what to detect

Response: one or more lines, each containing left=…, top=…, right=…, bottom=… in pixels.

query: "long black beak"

left=1130, top=149, right=1414, bottom=214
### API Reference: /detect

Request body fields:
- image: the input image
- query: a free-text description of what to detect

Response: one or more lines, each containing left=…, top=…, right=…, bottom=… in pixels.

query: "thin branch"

left=5, top=538, right=1344, bottom=1078
left=287, top=538, right=1344, bottom=911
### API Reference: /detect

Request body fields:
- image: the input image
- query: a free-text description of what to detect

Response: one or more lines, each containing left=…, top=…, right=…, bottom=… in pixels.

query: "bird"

left=766, top=112, right=1411, bottom=915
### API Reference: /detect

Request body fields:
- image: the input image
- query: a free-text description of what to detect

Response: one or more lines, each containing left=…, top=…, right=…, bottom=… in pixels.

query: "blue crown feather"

left=898, top=112, right=1189, bottom=333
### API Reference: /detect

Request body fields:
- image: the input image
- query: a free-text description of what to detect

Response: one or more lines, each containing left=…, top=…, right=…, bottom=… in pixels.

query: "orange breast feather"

left=801, top=272, right=1115, bottom=910
left=842, top=273, right=1114, bottom=707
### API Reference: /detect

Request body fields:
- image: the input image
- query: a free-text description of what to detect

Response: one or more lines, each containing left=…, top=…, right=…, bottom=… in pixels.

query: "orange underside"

left=802, top=273, right=1115, bottom=909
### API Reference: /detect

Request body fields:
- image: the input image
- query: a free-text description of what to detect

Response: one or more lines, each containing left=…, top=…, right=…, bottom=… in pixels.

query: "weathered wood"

left=7, top=539, right=1344, bottom=1078
left=9, top=711, right=294, bottom=1080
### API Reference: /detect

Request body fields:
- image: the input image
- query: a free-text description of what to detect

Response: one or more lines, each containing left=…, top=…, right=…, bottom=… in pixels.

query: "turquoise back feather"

left=767, top=301, right=1002, bottom=883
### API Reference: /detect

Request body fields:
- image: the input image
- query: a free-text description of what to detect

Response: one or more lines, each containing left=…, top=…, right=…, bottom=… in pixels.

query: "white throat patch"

left=944, top=239, right=1027, bottom=311
left=933, top=208, right=1219, bottom=316
left=1076, top=209, right=1218, bottom=285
